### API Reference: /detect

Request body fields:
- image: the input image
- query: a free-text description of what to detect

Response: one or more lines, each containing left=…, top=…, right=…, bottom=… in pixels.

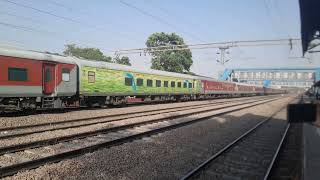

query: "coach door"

left=201, top=81, right=205, bottom=94
left=43, top=63, right=56, bottom=94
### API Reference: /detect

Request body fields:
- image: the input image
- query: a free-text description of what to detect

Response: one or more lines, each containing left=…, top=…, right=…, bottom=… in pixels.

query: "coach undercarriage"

left=0, top=92, right=265, bottom=111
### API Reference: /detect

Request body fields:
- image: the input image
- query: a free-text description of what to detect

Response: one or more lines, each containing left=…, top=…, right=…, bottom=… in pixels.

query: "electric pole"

left=216, top=46, right=230, bottom=65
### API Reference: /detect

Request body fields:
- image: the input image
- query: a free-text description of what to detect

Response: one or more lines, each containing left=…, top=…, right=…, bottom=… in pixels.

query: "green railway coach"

left=78, top=60, right=201, bottom=104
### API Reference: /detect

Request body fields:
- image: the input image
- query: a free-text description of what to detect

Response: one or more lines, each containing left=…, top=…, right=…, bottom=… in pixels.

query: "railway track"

left=0, top=95, right=270, bottom=117
left=180, top=106, right=290, bottom=180
left=0, top=96, right=273, bottom=140
left=0, top=97, right=276, bottom=154
left=0, top=96, right=283, bottom=178
left=265, top=123, right=303, bottom=180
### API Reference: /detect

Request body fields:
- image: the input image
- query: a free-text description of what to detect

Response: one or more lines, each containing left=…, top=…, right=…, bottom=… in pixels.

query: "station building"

left=222, top=68, right=320, bottom=89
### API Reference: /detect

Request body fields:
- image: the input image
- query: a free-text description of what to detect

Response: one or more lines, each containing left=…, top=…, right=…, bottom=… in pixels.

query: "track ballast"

left=0, top=96, right=281, bottom=178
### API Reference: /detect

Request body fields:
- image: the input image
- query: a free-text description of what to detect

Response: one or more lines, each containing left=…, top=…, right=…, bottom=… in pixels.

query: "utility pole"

left=216, top=46, right=230, bottom=65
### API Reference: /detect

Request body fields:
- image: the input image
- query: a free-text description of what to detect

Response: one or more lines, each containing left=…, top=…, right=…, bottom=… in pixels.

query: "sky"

left=0, top=0, right=318, bottom=78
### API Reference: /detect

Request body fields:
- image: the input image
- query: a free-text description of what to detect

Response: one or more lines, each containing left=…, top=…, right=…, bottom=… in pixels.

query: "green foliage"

left=114, top=56, right=132, bottom=66
left=63, top=44, right=132, bottom=65
left=146, top=32, right=193, bottom=73
left=63, top=44, right=112, bottom=62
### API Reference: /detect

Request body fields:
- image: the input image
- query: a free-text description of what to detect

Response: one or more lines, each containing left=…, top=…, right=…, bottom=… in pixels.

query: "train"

left=0, top=46, right=286, bottom=110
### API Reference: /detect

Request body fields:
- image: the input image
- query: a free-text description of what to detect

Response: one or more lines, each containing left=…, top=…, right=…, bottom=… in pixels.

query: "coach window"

left=171, top=81, right=175, bottom=87
left=125, top=77, right=133, bottom=86
left=88, top=71, right=95, bottom=83
left=137, top=78, right=143, bottom=86
left=62, top=68, right=70, bottom=82
left=164, top=81, right=168, bottom=87
left=8, top=68, right=28, bottom=81
left=177, top=82, right=182, bottom=88
left=183, top=82, right=187, bottom=88
left=147, top=79, right=153, bottom=87
left=45, top=68, right=52, bottom=82
left=188, top=82, right=192, bottom=88
left=156, top=80, right=161, bottom=87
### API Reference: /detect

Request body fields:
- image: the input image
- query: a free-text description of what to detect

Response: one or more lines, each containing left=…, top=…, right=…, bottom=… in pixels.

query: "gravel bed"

left=4, top=96, right=293, bottom=180
left=0, top=97, right=260, bottom=129
left=198, top=108, right=288, bottom=179
left=267, top=123, right=303, bottom=180
left=0, top=102, right=229, bottom=137
left=0, top=99, right=267, bottom=147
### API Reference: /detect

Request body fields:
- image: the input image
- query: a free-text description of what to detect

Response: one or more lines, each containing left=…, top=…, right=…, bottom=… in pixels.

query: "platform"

left=284, top=95, right=320, bottom=179
left=292, top=95, right=320, bottom=180
left=303, top=123, right=320, bottom=180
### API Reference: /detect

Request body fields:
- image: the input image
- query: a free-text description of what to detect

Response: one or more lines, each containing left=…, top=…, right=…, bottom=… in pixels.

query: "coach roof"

left=0, top=46, right=205, bottom=80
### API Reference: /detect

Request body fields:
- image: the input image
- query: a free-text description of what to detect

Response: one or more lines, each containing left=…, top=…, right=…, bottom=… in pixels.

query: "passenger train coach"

left=0, top=47, right=285, bottom=110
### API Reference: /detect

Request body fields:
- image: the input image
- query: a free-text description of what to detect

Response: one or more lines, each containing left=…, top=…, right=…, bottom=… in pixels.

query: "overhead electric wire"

left=0, top=0, right=136, bottom=54
left=0, top=21, right=48, bottom=34
left=46, top=0, right=142, bottom=42
left=0, top=11, right=43, bottom=24
left=262, top=0, right=286, bottom=38
left=145, top=0, right=202, bottom=38
left=0, top=0, right=139, bottom=43
left=0, top=0, right=301, bottom=60
left=0, top=39, right=28, bottom=49
left=47, top=0, right=80, bottom=13
left=0, top=25, right=301, bottom=62
left=0, top=21, right=113, bottom=53
left=114, top=42, right=300, bottom=55
left=267, top=0, right=295, bottom=62
left=1, top=0, right=81, bottom=24
left=267, top=0, right=291, bottom=38
left=119, top=0, right=205, bottom=43
left=112, top=38, right=301, bottom=54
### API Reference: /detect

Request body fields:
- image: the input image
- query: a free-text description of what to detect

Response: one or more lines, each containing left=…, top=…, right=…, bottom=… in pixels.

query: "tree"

left=63, top=44, right=112, bottom=62
left=145, top=32, right=193, bottom=73
left=114, top=56, right=132, bottom=66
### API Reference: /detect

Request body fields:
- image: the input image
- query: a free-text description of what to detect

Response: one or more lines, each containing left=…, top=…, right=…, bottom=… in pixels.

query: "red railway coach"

left=236, top=84, right=254, bottom=93
left=0, top=50, right=77, bottom=110
left=255, top=87, right=264, bottom=92
left=202, top=80, right=235, bottom=94
left=264, top=87, right=285, bottom=94
left=235, top=83, right=265, bottom=95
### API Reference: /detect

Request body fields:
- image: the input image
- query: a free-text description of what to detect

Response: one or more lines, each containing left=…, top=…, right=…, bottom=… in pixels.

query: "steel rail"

left=0, top=97, right=272, bottom=140
left=0, top=100, right=242, bottom=140
left=0, top=98, right=277, bottom=156
left=0, top=97, right=282, bottom=178
left=180, top=106, right=288, bottom=180
left=0, top=96, right=264, bottom=132
left=263, top=123, right=291, bottom=180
